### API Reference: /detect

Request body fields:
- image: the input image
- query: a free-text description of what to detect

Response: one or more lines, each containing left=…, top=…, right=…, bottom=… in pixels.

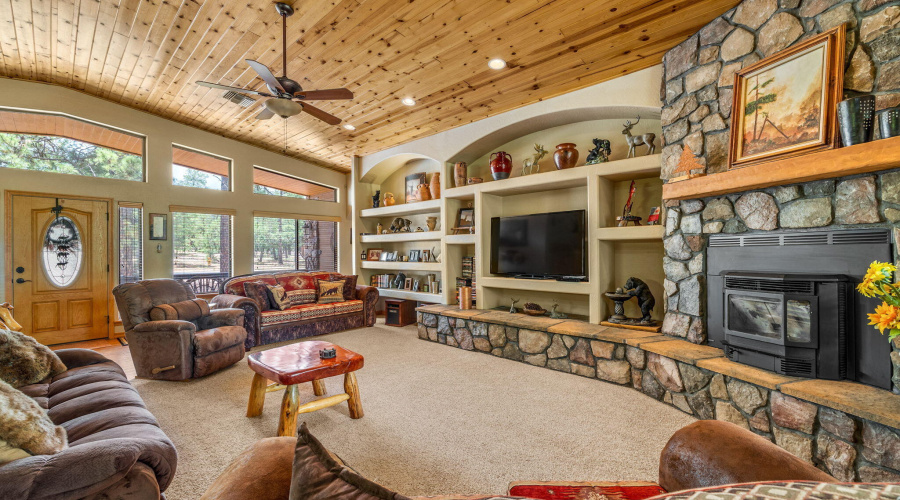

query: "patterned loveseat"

left=212, top=271, right=378, bottom=350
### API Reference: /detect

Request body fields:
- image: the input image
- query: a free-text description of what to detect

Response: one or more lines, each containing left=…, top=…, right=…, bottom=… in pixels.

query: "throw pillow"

left=316, top=280, right=345, bottom=304
left=331, top=274, right=358, bottom=301
left=0, top=330, right=66, bottom=388
left=243, top=281, right=274, bottom=311
left=290, top=422, right=411, bottom=500
left=286, top=289, right=317, bottom=307
left=0, top=379, right=67, bottom=465
left=149, top=298, right=211, bottom=322
left=266, top=285, right=291, bottom=310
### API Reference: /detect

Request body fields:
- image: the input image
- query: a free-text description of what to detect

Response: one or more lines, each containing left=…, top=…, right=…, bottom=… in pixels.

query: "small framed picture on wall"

left=149, top=213, right=167, bottom=240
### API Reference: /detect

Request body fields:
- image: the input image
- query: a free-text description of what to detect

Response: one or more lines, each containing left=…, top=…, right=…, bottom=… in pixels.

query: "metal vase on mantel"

left=876, top=106, right=900, bottom=140
left=837, top=96, right=876, bottom=146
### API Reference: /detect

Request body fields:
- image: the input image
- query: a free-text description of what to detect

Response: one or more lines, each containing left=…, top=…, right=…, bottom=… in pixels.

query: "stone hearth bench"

left=416, top=305, right=900, bottom=483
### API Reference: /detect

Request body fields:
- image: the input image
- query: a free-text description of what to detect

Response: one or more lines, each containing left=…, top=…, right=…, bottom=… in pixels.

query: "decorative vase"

left=430, top=172, right=441, bottom=199
left=489, top=151, right=512, bottom=180
left=837, top=96, right=876, bottom=146
left=877, top=106, right=900, bottom=140
left=553, top=143, right=579, bottom=169
left=454, top=162, right=468, bottom=187
left=384, top=193, right=395, bottom=206
left=459, top=286, right=472, bottom=310
left=426, top=217, right=437, bottom=231
left=416, top=183, right=432, bottom=201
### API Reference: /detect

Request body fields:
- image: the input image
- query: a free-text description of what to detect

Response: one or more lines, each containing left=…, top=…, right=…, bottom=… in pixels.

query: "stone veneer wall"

left=417, top=308, right=900, bottom=483
left=657, top=0, right=900, bottom=387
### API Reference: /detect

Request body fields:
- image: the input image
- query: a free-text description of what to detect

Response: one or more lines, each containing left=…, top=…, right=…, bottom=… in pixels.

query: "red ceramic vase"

left=490, top=151, right=512, bottom=180
left=554, top=143, right=579, bottom=170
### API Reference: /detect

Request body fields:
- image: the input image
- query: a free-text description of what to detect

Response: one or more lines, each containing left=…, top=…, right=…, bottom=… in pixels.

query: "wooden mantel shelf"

left=662, top=136, right=900, bottom=200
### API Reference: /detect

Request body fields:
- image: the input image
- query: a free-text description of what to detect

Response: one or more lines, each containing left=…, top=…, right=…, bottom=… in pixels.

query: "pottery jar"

left=430, top=172, right=441, bottom=199
left=454, top=162, right=468, bottom=187
left=426, top=216, right=437, bottom=231
left=490, top=151, right=513, bottom=180
left=553, top=143, right=579, bottom=170
left=417, top=183, right=432, bottom=201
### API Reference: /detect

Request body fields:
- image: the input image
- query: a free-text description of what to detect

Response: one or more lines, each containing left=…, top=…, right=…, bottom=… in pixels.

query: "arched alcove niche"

left=359, top=153, right=441, bottom=185
left=446, top=105, right=661, bottom=167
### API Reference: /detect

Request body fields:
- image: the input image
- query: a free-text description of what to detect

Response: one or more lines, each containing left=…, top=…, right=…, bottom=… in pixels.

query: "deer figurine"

left=622, top=116, right=656, bottom=158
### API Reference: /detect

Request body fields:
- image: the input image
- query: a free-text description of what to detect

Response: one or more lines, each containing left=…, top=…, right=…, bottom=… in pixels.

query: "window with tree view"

left=254, top=217, right=337, bottom=272
left=172, top=211, right=233, bottom=282
left=253, top=167, right=337, bottom=201
left=0, top=109, right=144, bottom=181
left=172, top=145, right=230, bottom=190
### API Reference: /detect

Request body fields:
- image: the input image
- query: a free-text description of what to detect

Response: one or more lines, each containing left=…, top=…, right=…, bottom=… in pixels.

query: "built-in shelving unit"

left=360, top=232, right=442, bottom=243
left=595, top=225, right=664, bottom=241
left=360, top=199, right=441, bottom=218
left=360, top=261, right=441, bottom=271
left=353, top=115, right=665, bottom=322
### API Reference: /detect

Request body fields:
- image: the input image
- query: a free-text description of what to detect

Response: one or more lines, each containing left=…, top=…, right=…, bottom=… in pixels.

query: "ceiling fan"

left=196, top=2, right=352, bottom=125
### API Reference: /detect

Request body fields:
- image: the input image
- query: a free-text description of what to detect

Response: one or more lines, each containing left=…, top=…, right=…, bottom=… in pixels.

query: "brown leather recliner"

left=113, top=279, right=248, bottom=381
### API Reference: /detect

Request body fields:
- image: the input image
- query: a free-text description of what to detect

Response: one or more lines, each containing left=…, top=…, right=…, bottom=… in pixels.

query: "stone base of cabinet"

left=416, top=305, right=900, bottom=482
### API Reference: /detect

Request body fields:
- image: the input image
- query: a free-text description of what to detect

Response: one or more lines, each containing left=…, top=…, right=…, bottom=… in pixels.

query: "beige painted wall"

left=0, top=78, right=351, bottom=304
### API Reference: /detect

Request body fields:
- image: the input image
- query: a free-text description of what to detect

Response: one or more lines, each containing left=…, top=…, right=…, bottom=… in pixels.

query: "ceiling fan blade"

left=196, top=81, right=271, bottom=97
left=246, top=59, right=286, bottom=93
left=256, top=107, right=275, bottom=120
left=299, top=102, right=342, bottom=125
left=294, top=88, right=354, bottom=100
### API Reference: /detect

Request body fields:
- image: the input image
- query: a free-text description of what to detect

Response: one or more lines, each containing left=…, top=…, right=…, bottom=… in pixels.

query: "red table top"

left=247, top=341, right=364, bottom=385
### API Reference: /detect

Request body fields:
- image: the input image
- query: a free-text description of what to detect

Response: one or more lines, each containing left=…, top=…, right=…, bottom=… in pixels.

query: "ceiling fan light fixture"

left=264, top=98, right=303, bottom=118
left=488, top=58, right=507, bottom=70
left=401, top=97, right=416, bottom=106
left=343, top=124, right=356, bottom=131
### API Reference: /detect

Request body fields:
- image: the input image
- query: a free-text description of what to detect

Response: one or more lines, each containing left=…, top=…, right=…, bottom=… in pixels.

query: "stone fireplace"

left=658, top=0, right=900, bottom=387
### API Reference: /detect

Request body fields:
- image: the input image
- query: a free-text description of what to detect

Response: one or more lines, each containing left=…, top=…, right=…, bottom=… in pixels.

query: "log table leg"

left=344, top=372, right=364, bottom=419
left=247, top=373, right=268, bottom=417
left=312, top=378, right=327, bottom=396
left=277, top=384, right=300, bottom=437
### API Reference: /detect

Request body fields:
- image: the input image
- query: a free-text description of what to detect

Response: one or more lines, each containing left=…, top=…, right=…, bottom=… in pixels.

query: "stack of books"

left=370, top=274, right=396, bottom=288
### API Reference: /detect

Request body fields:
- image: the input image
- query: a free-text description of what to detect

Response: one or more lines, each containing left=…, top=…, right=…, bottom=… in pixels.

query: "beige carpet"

left=134, top=322, right=696, bottom=500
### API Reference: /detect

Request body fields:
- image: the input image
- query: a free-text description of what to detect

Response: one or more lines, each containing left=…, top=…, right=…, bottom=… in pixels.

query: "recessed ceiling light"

left=488, top=58, right=507, bottom=70
left=343, top=124, right=356, bottom=131
left=401, top=97, right=416, bottom=106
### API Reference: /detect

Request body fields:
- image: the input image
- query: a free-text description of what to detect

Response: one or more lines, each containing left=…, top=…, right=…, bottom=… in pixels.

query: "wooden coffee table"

left=246, top=340, right=364, bottom=436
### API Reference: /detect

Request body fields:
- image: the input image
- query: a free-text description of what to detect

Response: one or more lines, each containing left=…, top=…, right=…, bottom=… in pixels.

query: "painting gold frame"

left=728, top=25, right=844, bottom=169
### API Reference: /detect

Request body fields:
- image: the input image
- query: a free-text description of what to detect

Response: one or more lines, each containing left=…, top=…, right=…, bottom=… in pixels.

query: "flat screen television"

left=490, top=209, right=586, bottom=279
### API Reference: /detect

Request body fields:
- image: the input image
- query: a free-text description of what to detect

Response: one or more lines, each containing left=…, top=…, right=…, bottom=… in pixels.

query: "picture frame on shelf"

left=405, top=173, right=426, bottom=203
left=368, top=248, right=383, bottom=261
left=149, top=213, right=167, bottom=240
left=452, top=207, right=475, bottom=234
left=423, top=249, right=431, bottom=262
left=404, top=278, right=413, bottom=290
left=409, top=250, right=420, bottom=262
left=728, top=25, right=844, bottom=169
left=413, top=279, right=420, bottom=292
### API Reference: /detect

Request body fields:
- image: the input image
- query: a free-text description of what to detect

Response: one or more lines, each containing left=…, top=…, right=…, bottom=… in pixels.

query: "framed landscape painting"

left=728, top=26, right=844, bottom=169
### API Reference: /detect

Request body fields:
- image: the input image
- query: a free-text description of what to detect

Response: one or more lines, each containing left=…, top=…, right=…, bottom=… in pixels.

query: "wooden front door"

left=10, top=194, right=110, bottom=345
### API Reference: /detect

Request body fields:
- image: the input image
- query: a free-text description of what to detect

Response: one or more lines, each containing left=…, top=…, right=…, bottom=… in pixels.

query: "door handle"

left=15, top=278, right=31, bottom=284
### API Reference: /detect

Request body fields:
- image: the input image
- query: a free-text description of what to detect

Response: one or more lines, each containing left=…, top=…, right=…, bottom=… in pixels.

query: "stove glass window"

left=786, top=299, right=812, bottom=343
left=727, top=294, right=783, bottom=340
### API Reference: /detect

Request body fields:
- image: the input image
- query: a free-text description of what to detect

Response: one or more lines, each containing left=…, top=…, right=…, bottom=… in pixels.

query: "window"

left=171, top=209, right=233, bottom=281
left=253, top=167, right=337, bottom=202
left=0, top=109, right=144, bottom=181
left=253, top=215, right=338, bottom=272
left=118, top=203, right=143, bottom=284
left=172, top=145, right=230, bottom=190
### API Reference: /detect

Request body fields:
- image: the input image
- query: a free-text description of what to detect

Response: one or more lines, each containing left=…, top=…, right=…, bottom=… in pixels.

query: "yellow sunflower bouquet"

left=858, top=261, right=900, bottom=342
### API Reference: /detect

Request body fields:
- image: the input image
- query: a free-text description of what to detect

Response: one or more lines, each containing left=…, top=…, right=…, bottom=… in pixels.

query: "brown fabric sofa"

left=213, top=271, right=378, bottom=350
left=0, top=348, right=177, bottom=500
left=113, top=279, right=247, bottom=381
left=200, top=420, right=836, bottom=500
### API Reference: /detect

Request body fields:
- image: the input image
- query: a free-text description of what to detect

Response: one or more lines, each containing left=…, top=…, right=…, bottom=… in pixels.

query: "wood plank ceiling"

left=0, top=0, right=740, bottom=172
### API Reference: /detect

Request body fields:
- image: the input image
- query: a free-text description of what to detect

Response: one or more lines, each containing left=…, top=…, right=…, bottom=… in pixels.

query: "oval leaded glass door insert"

left=42, top=216, right=83, bottom=287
